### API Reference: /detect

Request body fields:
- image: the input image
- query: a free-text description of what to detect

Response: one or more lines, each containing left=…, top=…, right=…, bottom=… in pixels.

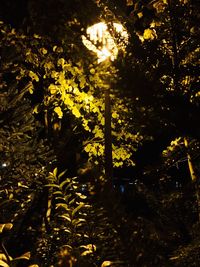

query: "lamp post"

left=104, top=79, right=113, bottom=181
left=82, top=22, right=128, bottom=181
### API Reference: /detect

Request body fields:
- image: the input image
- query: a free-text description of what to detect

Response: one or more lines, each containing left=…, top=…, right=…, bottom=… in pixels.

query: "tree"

left=122, top=0, right=200, bottom=138
left=1, top=1, right=200, bottom=266
left=0, top=63, right=54, bottom=265
left=0, top=19, right=144, bottom=173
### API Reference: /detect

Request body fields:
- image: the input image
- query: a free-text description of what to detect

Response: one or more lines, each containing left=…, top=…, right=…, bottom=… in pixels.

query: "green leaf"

left=63, top=184, right=73, bottom=194
left=64, top=229, right=71, bottom=234
left=53, top=167, right=58, bottom=177
left=58, top=169, right=67, bottom=180
left=55, top=196, right=65, bottom=201
left=52, top=191, right=63, bottom=195
left=69, top=198, right=76, bottom=205
left=59, top=215, right=71, bottom=222
left=72, top=218, right=86, bottom=226
left=59, top=179, right=71, bottom=190
left=75, top=192, right=87, bottom=199
left=56, top=203, right=69, bottom=211
left=72, top=203, right=84, bottom=217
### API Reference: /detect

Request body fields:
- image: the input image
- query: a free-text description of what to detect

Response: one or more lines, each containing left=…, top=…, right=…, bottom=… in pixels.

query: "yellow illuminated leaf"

left=40, top=48, right=47, bottom=54
left=44, top=61, right=54, bottom=70
left=33, top=105, right=39, bottom=114
left=137, top=12, right=143, bottom=18
left=81, top=244, right=96, bottom=256
left=64, top=95, right=73, bottom=106
left=143, top=29, right=155, bottom=40
left=57, top=58, right=65, bottom=67
left=112, top=112, right=118, bottom=119
left=58, top=72, right=66, bottom=84
left=84, top=144, right=92, bottom=153
left=14, top=251, right=31, bottom=260
left=72, top=107, right=81, bottom=118
left=28, top=83, right=34, bottom=94
left=33, top=34, right=41, bottom=39
left=29, top=71, right=39, bottom=82
left=84, top=125, right=90, bottom=131
left=48, top=84, right=57, bottom=94
left=79, top=76, right=86, bottom=88
left=90, top=68, right=95, bottom=74
left=100, top=117, right=105, bottom=125
left=126, top=0, right=133, bottom=6
left=0, top=259, right=10, bottom=267
left=0, top=223, right=13, bottom=233
left=54, top=106, right=63, bottom=119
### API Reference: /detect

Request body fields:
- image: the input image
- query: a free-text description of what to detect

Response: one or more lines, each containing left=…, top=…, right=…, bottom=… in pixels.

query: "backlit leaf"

left=54, top=106, right=63, bottom=119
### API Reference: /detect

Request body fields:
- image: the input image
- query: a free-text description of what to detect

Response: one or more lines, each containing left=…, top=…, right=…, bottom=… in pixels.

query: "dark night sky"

left=0, top=0, right=28, bottom=27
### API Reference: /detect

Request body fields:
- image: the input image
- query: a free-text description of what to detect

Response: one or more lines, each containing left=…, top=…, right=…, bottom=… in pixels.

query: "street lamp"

left=82, top=22, right=128, bottom=181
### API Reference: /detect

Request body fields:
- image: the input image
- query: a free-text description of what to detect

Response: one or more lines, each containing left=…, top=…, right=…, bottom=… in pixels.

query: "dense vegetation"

left=0, top=0, right=199, bottom=266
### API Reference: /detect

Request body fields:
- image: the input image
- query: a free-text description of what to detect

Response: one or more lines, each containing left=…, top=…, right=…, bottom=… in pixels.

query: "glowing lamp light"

left=82, top=22, right=128, bottom=63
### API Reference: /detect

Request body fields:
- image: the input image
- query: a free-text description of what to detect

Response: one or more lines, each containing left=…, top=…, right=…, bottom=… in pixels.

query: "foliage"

left=45, top=168, right=90, bottom=263
left=0, top=65, right=54, bottom=265
left=1, top=1, right=200, bottom=267
left=0, top=240, right=32, bottom=267
left=115, top=0, right=200, bottom=140
left=162, top=137, right=200, bottom=170
left=45, top=168, right=128, bottom=266
left=0, top=20, right=142, bottom=170
left=173, top=242, right=200, bottom=267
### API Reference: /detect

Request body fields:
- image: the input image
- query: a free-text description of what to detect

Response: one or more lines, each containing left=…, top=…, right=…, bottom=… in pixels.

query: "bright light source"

left=82, top=22, right=128, bottom=63
left=1, top=163, right=7, bottom=168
